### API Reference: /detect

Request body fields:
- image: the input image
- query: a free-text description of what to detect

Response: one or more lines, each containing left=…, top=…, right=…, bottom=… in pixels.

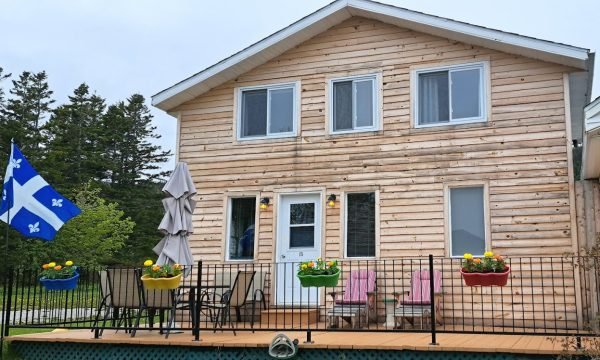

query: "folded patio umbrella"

left=153, top=162, right=197, bottom=276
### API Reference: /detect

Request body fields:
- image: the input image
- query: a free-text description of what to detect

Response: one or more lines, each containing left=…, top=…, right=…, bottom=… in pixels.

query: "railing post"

left=429, top=254, right=438, bottom=346
left=194, top=260, right=202, bottom=341
left=3, top=268, right=14, bottom=337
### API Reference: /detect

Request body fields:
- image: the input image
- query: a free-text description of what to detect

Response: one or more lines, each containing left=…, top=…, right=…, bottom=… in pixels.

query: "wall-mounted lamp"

left=260, top=197, right=270, bottom=210
left=327, top=194, right=336, bottom=207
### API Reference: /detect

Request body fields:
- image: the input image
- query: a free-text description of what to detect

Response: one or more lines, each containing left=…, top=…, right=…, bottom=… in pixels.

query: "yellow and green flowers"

left=40, top=260, right=77, bottom=279
left=298, top=257, right=339, bottom=276
left=143, top=259, right=183, bottom=279
left=461, top=251, right=506, bottom=273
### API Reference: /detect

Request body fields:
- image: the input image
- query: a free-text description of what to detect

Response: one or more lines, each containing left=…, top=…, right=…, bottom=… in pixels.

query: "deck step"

left=260, top=309, right=318, bottom=327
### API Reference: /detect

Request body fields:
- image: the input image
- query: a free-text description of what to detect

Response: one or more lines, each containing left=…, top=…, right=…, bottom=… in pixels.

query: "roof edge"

left=152, top=0, right=591, bottom=112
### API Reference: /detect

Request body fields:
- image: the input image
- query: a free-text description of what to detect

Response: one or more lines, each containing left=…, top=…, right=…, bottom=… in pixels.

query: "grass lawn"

left=1, top=285, right=101, bottom=311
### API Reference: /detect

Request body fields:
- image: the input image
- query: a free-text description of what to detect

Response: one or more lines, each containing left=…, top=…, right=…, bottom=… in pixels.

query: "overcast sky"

left=2, top=0, right=598, bottom=171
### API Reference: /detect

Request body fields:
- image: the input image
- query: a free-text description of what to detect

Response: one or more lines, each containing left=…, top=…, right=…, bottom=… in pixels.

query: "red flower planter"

left=460, top=266, right=510, bottom=286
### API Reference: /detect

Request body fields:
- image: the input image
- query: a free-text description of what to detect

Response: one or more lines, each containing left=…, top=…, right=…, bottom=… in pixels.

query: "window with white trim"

left=330, top=74, right=379, bottom=133
left=237, top=83, right=297, bottom=140
left=449, top=186, right=486, bottom=257
left=415, top=62, right=486, bottom=127
left=345, top=192, right=376, bottom=258
left=226, top=197, right=256, bottom=261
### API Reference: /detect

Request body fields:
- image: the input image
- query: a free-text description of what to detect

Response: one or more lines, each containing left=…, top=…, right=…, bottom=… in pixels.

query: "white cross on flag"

left=0, top=142, right=81, bottom=241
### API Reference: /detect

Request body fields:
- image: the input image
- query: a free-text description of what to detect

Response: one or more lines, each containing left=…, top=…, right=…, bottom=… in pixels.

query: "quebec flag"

left=0, top=142, right=81, bottom=241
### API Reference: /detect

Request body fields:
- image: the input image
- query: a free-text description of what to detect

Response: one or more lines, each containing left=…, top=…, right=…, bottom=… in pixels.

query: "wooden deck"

left=6, top=328, right=579, bottom=355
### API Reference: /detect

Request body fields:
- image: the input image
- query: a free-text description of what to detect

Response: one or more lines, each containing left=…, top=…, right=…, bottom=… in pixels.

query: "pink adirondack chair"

left=394, top=269, right=444, bottom=328
left=327, top=270, right=376, bottom=328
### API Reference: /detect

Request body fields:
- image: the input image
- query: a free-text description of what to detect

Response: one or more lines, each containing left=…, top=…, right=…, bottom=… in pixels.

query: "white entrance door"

left=276, top=193, right=322, bottom=305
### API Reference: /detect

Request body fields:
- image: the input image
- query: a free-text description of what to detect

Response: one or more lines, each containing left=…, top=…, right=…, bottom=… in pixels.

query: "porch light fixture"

left=327, top=194, right=336, bottom=207
left=260, top=197, right=270, bottom=210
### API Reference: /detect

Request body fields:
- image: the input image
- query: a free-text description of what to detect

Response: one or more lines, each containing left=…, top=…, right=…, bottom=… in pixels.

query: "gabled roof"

left=152, top=0, right=592, bottom=112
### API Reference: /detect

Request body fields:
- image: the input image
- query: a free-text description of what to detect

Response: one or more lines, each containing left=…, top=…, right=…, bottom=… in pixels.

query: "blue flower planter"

left=40, top=272, right=80, bottom=291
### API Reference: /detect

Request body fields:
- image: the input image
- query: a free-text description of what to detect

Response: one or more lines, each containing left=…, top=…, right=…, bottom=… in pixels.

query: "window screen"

left=346, top=192, right=376, bottom=258
left=228, top=198, right=256, bottom=260
left=417, top=64, right=484, bottom=126
left=239, top=85, right=295, bottom=138
left=332, top=76, right=376, bottom=133
left=450, top=186, right=485, bottom=257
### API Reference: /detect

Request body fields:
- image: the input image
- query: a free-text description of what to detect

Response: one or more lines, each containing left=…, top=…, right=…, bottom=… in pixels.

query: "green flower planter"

left=297, top=269, right=340, bottom=287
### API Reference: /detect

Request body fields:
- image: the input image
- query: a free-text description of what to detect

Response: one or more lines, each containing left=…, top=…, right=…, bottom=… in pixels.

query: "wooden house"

left=151, top=0, right=594, bottom=325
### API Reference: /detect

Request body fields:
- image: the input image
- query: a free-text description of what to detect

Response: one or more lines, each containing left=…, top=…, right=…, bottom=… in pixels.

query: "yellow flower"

left=174, top=263, right=182, bottom=270
left=48, top=262, right=56, bottom=268
left=463, top=253, right=473, bottom=260
left=65, top=260, right=73, bottom=266
left=327, top=261, right=334, bottom=267
left=301, top=264, right=308, bottom=270
left=42, top=264, right=49, bottom=269
left=484, top=251, right=494, bottom=258
left=317, top=257, right=322, bottom=262
left=144, top=260, right=153, bottom=267
left=152, top=265, right=160, bottom=272
left=54, top=265, right=62, bottom=271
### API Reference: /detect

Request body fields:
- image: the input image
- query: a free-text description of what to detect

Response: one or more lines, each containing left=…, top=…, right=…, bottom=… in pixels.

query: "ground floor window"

left=345, top=192, right=376, bottom=258
left=449, top=186, right=486, bottom=257
left=227, top=197, right=256, bottom=261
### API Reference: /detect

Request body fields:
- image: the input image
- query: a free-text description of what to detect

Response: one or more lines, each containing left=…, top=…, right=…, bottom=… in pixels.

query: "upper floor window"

left=237, top=82, right=298, bottom=140
left=415, top=62, right=487, bottom=128
left=329, top=74, right=380, bottom=134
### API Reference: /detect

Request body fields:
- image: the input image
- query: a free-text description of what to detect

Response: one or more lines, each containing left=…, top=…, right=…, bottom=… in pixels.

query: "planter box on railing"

left=297, top=269, right=340, bottom=287
left=460, top=266, right=510, bottom=286
left=141, top=273, right=182, bottom=290
left=39, top=272, right=80, bottom=291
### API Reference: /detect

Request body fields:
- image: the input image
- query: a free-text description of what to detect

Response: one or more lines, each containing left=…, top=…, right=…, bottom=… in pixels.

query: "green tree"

left=99, top=94, right=171, bottom=264
left=43, top=84, right=106, bottom=194
left=41, top=183, right=135, bottom=269
left=100, top=94, right=171, bottom=185
left=0, top=66, right=11, bottom=108
left=0, top=70, right=54, bottom=166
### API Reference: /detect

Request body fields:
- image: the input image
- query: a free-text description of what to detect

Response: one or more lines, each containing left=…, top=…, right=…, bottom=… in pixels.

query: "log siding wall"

left=176, top=17, right=575, bottom=264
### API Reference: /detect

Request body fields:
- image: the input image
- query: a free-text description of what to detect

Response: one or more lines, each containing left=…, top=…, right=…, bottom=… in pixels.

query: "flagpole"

left=1, top=141, right=13, bottom=354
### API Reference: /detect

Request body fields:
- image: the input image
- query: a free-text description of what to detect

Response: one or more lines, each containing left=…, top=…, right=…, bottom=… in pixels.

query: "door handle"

left=281, top=254, right=286, bottom=259
left=299, top=251, right=303, bottom=256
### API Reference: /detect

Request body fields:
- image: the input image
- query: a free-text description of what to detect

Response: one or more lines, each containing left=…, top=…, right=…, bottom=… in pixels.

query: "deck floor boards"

left=6, top=328, right=579, bottom=355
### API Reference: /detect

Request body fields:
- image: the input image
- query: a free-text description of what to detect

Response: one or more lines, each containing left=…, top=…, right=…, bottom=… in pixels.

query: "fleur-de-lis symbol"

left=10, top=158, right=22, bottom=169
left=28, top=222, right=40, bottom=233
left=52, top=199, right=63, bottom=207
left=2, top=189, right=6, bottom=201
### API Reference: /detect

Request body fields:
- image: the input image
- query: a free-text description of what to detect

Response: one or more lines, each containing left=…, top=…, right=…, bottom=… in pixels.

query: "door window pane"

left=355, top=80, right=374, bottom=127
left=290, top=203, right=314, bottom=225
left=290, top=226, right=315, bottom=248
left=450, top=187, right=485, bottom=257
left=333, top=81, right=353, bottom=131
left=228, top=198, right=256, bottom=260
left=346, top=192, right=375, bottom=258
left=269, top=88, right=294, bottom=134
left=418, top=71, right=449, bottom=125
left=451, top=69, right=481, bottom=119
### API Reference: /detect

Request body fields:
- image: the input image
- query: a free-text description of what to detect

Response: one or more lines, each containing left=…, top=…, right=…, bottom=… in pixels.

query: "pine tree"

left=0, top=71, right=54, bottom=165
left=44, top=83, right=106, bottom=194
left=99, top=94, right=171, bottom=263
left=0, top=67, right=11, bottom=108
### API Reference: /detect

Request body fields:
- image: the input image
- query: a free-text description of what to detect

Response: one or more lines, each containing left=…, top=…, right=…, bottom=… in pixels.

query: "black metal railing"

left=1, top=255, right=599, bottom=344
